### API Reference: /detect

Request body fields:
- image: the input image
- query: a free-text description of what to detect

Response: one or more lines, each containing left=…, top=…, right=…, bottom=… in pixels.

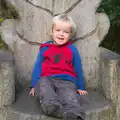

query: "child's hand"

left=77, top=90, right=88, bottom=95
left=29, top=88, right=35, bottom=96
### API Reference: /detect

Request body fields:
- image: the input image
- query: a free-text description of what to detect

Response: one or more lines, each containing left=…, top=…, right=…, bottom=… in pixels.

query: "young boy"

left=29, top=14, right=88, bottom=120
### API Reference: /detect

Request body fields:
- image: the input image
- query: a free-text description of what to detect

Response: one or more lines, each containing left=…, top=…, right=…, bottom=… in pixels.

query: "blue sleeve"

left=30, top=50, right=42, bottom=88
left=73, top=47, right=85, bottom=90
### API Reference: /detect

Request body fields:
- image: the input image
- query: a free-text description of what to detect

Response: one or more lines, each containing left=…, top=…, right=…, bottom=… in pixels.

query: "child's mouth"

left=57, top=37, right=64, bottom=40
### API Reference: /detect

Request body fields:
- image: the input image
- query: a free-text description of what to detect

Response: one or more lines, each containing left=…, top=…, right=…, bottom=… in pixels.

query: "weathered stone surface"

left=100, top=47, right=120, bottom=120
left=74, top=35, right=101, bottom=89
left=0, top=89, right=114, bottom=120
left=0, top=108, right=8, bottom=120
left=15, top=0, right=52, bottom=43
left=72, top=12, right=110, bottom=89
left=0, top=50, right=15, bottom=108
left=26, top=0, right=53, bottom=11
left=100, top=47, right=120, bottom=103
left=96, top=13, right=110, bottom=41
left=69, top=0, right=97, bottom=37
left=53, top=0, right=78, bottom=14
left=1, top=0, right=110, bottom=89
left=116, top=89, right=120, bottom=120
left=14, top=37, right=39, bottom=87
left=0, top=19, right=17, bottom=51
left=0, top=19, right=39, bottom=88
left=6, top=0, right=15, bottom=6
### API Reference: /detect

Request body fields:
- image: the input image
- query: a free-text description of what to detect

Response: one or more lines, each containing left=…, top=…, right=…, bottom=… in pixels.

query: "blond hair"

left=52, top=14, right=76, bottom=37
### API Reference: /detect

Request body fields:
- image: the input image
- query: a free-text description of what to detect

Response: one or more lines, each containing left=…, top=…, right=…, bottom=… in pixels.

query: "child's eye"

left=56, top=29, right=60, bottom=31
left=64, top=31, right=69, bottom=33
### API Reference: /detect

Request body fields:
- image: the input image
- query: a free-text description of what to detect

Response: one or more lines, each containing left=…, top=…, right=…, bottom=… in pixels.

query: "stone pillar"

left=0, top=50, right=15, bottom=107
left=100, top=47, right=120, bottom=120
left=100, top=48, right=120, bottom=102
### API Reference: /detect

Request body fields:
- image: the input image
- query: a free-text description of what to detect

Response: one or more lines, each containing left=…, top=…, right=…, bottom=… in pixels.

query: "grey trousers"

left=34, top=77, right=86, bottom=119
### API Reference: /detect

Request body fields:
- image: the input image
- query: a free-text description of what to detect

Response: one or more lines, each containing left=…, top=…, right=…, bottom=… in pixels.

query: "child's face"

left=52, top=20, right=72, bottom=45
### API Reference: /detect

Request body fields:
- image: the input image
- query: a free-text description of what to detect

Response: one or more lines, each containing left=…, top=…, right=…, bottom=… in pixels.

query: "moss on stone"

left=0, top=35, right=8, bottom=50
left=0, top=0, right=20, bottom=19
left=0, top=0, right=19, bottom=50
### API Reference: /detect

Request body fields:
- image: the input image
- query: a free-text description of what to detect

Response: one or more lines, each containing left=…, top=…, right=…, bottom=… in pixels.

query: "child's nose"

left=60, top=31, right=64, bottom=35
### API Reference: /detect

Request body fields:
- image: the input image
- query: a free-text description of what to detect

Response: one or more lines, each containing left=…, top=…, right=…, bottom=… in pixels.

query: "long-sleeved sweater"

left=30, top=41, right=85, bottom=90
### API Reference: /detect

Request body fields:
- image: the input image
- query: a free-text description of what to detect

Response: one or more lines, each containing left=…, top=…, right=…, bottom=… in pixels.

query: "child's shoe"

left=63, top=112, right=78, bottom=120
left=41, top=102, right=60, bottom=115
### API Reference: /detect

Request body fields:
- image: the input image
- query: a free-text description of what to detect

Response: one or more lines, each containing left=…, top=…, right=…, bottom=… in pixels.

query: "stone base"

left=0, top=89, right=115, bottom=120
left=0, top=50, right=15, bottom=108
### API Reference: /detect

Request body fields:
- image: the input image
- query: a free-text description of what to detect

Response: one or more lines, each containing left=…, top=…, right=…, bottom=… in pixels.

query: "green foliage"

left=97, top=0, right=120, bottom=54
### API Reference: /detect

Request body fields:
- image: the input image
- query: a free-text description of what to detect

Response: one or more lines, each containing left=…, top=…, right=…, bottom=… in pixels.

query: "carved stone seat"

left=0, top=49, right=120, bottom=120
left=0, top=0, right=120, bottom=119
